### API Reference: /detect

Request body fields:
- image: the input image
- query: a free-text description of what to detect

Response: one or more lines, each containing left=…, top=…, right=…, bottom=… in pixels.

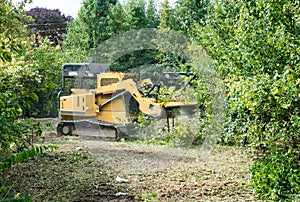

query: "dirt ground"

left=1, top=130, right=256, bottom=201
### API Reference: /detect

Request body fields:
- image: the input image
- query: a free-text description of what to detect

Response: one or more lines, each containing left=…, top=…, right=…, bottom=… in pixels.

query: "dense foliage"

left=64, top=0, right=161, bottom=61
left=0, top=0, right=58, bottom=176
left=195, top=0, right=300, bottom=200
left=1, top=0, right=37, bottom=161
left=63, top=0, right=116, bottom=60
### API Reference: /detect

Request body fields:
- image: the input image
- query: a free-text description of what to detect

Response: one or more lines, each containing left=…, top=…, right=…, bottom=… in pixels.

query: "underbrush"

left=0, top=151, right=134, bottom=201
left=131, top=113, right=204, bottom=148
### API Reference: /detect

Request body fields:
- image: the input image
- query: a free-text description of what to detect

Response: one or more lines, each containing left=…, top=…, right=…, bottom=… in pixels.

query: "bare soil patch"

left=1, top=131, right=256, bottom=201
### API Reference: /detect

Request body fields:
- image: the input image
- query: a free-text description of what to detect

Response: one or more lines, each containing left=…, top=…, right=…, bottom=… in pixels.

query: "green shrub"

left=195, top=0, right=300, bottom=200
left=251, top=146, right=299, bottom=201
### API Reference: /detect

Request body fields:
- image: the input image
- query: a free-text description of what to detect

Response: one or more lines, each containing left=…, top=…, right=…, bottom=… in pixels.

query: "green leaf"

left=30, top=92, right=39, bottom=103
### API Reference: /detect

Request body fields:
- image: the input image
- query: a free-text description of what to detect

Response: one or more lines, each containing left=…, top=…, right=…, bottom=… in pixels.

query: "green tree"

left=196, top=0, right=300, bottom=200
left=158, top=0, right=177, bottom=29
left=107, top=2, right=130, bottom=36
left=174, top=0, right=211, bottom=34
left=0, top=0, right=58, bottom=177
left=126, top=0, right=148, bottom=29
left=26, top=39, right=64, bottom=117
left=0, top=0, right=29, bottom=62
left=146, top=0, right=160, bottom=28
left=64, top=0, right=116, bottom=59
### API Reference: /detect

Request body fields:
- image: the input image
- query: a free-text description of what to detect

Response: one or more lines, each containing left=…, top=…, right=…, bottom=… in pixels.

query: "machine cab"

left=58, top=63, right=109, bottom=119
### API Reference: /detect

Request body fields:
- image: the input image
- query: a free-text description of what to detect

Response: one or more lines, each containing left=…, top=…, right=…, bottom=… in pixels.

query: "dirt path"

left=1, top=130, right=255, bottom=201
left=82, top=140, right=199, bottom=174
left=53, top=133, right=255, bottom=201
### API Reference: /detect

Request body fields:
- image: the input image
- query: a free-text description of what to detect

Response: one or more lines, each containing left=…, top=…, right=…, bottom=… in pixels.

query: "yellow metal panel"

left=60, top=93, right=96, bottom=117
left=99, top=98, right=126, bottom=112
left=96, top=111, right=128, bottom=124
left=84, top=94, right=96, bottom=116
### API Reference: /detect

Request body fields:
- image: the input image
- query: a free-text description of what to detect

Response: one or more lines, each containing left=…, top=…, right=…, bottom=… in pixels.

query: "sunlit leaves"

left=195, top=0, right=300, bottom=200
left=0, top=1, right=62, bottom=179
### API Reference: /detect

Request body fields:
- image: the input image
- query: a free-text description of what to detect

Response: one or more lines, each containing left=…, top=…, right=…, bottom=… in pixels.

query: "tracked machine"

left=57, top=63, right=197, bottom=140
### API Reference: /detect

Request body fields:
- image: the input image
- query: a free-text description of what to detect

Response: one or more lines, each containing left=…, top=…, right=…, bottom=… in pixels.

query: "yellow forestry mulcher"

left=57, top=63, right=197, bottom=140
